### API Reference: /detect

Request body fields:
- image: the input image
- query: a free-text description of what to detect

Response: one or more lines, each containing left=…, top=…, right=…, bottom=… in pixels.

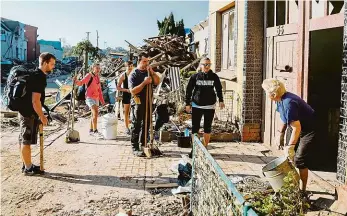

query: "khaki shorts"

left=19, top=114, right=39, bottom=145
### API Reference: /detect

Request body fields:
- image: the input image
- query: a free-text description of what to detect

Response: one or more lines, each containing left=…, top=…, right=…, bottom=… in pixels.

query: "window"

left=1, top=30, right=6, bottom=41
left=222, top=9, right=236, bottom=71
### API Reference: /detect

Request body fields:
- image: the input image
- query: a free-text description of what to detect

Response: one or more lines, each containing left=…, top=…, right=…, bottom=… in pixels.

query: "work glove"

left=276, top=132, right=285, bottom=150
left=284, top=145, right=295, bottom=162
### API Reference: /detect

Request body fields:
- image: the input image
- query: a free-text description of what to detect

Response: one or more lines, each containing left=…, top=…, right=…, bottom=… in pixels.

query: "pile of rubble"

left=126, top=35, right=202, bottom=73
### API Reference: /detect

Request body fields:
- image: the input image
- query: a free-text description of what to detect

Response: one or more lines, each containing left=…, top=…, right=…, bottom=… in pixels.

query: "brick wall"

left=241, top=1, right=264, bottom=142
left=337, top=7, right=347, bottom=182
left=24, top=25, right=38, bottom=61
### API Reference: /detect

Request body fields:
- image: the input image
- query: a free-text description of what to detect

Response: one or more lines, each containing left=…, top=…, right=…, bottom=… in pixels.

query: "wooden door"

left=264, top=34, right=299, bottom=146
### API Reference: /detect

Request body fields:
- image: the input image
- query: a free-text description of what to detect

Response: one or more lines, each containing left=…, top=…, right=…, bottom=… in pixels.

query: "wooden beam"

left=143, top=39, right=160, bottom=49
left=324, top=0, right=329, bottom=16
left=124, top=40, right=142, bottom=54
left=286, top=0, right=289, bottom=24
left=265, top=24, right=297, bottom=37
left=296, top=0, right=305, bottom=98
left=217, top=1, right=235, bottom=12
left=309, top=13, right=344, bottom=31
left=145, top=183, right=178, bottom=189
left=149, top=53, right=164, bottom=62
left=302, top=0, right=311, bottom=101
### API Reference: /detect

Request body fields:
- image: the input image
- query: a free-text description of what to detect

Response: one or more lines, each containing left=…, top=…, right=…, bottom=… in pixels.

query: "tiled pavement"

left=1, top=117, right=343, bottom=215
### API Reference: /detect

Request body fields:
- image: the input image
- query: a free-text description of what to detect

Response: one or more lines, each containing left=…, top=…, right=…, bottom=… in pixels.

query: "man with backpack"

left=14, top=52, right=56, bottom=175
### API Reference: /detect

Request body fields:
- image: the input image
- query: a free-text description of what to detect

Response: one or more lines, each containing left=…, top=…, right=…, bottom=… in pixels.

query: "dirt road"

left=1, top=118, right=187, bottom=216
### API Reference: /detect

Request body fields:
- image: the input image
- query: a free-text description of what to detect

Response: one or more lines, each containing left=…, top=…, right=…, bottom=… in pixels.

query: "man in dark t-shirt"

left=19, top=52, right=56, bottom=175
left=128, top=53, right=160, bottom=156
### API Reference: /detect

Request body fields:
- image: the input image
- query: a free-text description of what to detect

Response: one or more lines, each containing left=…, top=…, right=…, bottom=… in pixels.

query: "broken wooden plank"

left=1, top=111, right=18, bottom=118
left=149, top=53, right=164, bottom=62
left=181, top=55, right=205, bottom=71
left=145, top=183, right=178, bottom=189
left=124, top=40, right=142, bottom=54
left=143, top=39, right=161, bottom=49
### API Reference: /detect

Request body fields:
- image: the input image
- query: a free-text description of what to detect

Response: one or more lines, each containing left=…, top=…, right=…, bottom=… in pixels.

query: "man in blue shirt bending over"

left=262, top=78, right=316, bottom=193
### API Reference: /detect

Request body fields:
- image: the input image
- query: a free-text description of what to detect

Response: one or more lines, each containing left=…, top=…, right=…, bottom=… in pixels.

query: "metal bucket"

left=262, top=157, right=299, bottom=192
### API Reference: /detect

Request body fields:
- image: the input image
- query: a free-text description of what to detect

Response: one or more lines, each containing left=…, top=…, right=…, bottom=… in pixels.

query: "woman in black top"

left=185, top=57, right=224, bottom=150
left=117, top=61, right=134, bottom=135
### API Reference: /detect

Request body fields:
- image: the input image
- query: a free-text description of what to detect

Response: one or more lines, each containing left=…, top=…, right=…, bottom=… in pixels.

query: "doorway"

left=308, top=27, right=343, bottom=171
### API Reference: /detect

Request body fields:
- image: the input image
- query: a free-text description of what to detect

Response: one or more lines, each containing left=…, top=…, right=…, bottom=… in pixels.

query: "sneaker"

left=89, top=129, right=94, bottom=135
left=93, top=130, right=104, bottom=139
left=133, top=150, right=145, bottom=157
left=21, top=163, right=25, bottom=173
left=23, top=164, right=44, bottom=175
left=126, top=128, right=131, bottom=136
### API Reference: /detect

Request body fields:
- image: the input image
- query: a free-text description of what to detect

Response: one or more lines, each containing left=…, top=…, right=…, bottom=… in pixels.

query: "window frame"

left=221, top=8, right=236, bottom=72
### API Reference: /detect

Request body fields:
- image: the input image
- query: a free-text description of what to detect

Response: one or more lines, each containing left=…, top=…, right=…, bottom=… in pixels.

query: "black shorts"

left=122, top=92, right=131, bottom=104
left=19, top=114, right=39, bottom=145
left=286, top=127, right=315, bottom=169
left=192, top=107, right=215, bottom=134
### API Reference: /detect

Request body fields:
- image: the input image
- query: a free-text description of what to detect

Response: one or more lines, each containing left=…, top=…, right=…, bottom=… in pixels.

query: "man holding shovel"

left=262, top=78, right=316, bottom=193
left=128, top=53, right=160, bottom=157
left=20, top=52, right=56, bottom=175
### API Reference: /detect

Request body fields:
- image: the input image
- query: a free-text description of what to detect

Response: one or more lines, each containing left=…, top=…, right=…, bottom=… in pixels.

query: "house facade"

left=209, top=0, right=346, bottom=184
left=24, top=24, right=39, bottom=61
left=209, top=0, right=264, bottom=142
left=1, top=18, right=27, bottom=61
left=38, top=39, right=63, bottom=60
left=190, top=19, right=209, bottom=57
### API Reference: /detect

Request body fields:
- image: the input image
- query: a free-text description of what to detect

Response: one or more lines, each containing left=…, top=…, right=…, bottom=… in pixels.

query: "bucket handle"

left=262, top=171, right=284, bottom=180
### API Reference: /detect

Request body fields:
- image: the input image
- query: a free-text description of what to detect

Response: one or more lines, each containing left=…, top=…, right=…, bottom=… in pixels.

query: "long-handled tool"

left=39, top=123, right=44, bottom=171
left=143, top=84, right=151, bottom=157
left=65, top=72, right=80, bottom=143
left=143, top=76, right=162, bottom=158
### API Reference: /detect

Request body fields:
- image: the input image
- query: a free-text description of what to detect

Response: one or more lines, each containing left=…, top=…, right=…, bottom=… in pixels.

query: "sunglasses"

left=201, top=63, right=211, bottom=66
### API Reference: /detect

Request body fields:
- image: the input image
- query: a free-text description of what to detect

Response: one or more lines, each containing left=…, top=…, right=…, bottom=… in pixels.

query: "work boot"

left=23, top=164, right=44, bottom=175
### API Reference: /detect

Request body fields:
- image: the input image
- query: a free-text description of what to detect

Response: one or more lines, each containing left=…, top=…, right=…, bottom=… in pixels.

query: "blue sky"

left=1, top=1, right=209, bottom=49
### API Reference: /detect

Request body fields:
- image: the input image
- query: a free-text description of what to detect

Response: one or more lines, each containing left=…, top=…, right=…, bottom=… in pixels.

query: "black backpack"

left=3, top=65, right=35, bottom=116
left=75, top=75, right=93, bottom=101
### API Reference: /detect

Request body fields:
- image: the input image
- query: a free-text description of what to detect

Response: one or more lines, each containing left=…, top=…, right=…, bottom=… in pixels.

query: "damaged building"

left=208, top=0, right=347, bottom=186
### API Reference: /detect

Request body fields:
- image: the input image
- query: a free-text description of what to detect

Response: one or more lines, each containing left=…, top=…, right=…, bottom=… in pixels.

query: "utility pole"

left=86, top=31, right=91, bottom=41
left=96, top=30, right=99, bottom=48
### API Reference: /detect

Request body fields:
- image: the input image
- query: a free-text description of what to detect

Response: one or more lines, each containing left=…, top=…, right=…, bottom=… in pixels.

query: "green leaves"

left=157, top=12, right=185, bottom=37
left=249, top=171, right=310, bottom=216
left=72, top=40, right=102, bottom=61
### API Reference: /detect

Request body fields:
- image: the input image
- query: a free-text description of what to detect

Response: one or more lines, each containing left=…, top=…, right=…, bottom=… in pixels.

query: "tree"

left=63, top=44, right=74, bottom=57
left=157, top=12, right=185, bottom=37
left=176, top=19, right=186, bottom=37
left=72, top=40, right=101, bottom=61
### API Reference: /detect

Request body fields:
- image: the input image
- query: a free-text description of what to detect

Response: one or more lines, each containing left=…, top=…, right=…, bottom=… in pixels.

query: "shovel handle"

left=39, top=123, right=44, bottom=171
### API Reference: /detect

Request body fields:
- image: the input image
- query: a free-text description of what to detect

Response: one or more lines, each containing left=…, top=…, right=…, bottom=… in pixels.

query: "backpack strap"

left=86, top=73, right=94, bottom=88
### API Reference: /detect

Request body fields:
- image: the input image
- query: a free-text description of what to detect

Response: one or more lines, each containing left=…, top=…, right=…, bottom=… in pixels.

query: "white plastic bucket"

left=100, top=113, right=118, bottom=139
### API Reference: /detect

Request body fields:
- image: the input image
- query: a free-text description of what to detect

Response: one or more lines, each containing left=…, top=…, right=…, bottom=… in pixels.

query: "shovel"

left=143, top=84, right=152, bottom=158
left=143, top=78, right=163, bottom=158
left=39, top=123, right=44, bottom=171
left=65, top=72, right=80, bottom=143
